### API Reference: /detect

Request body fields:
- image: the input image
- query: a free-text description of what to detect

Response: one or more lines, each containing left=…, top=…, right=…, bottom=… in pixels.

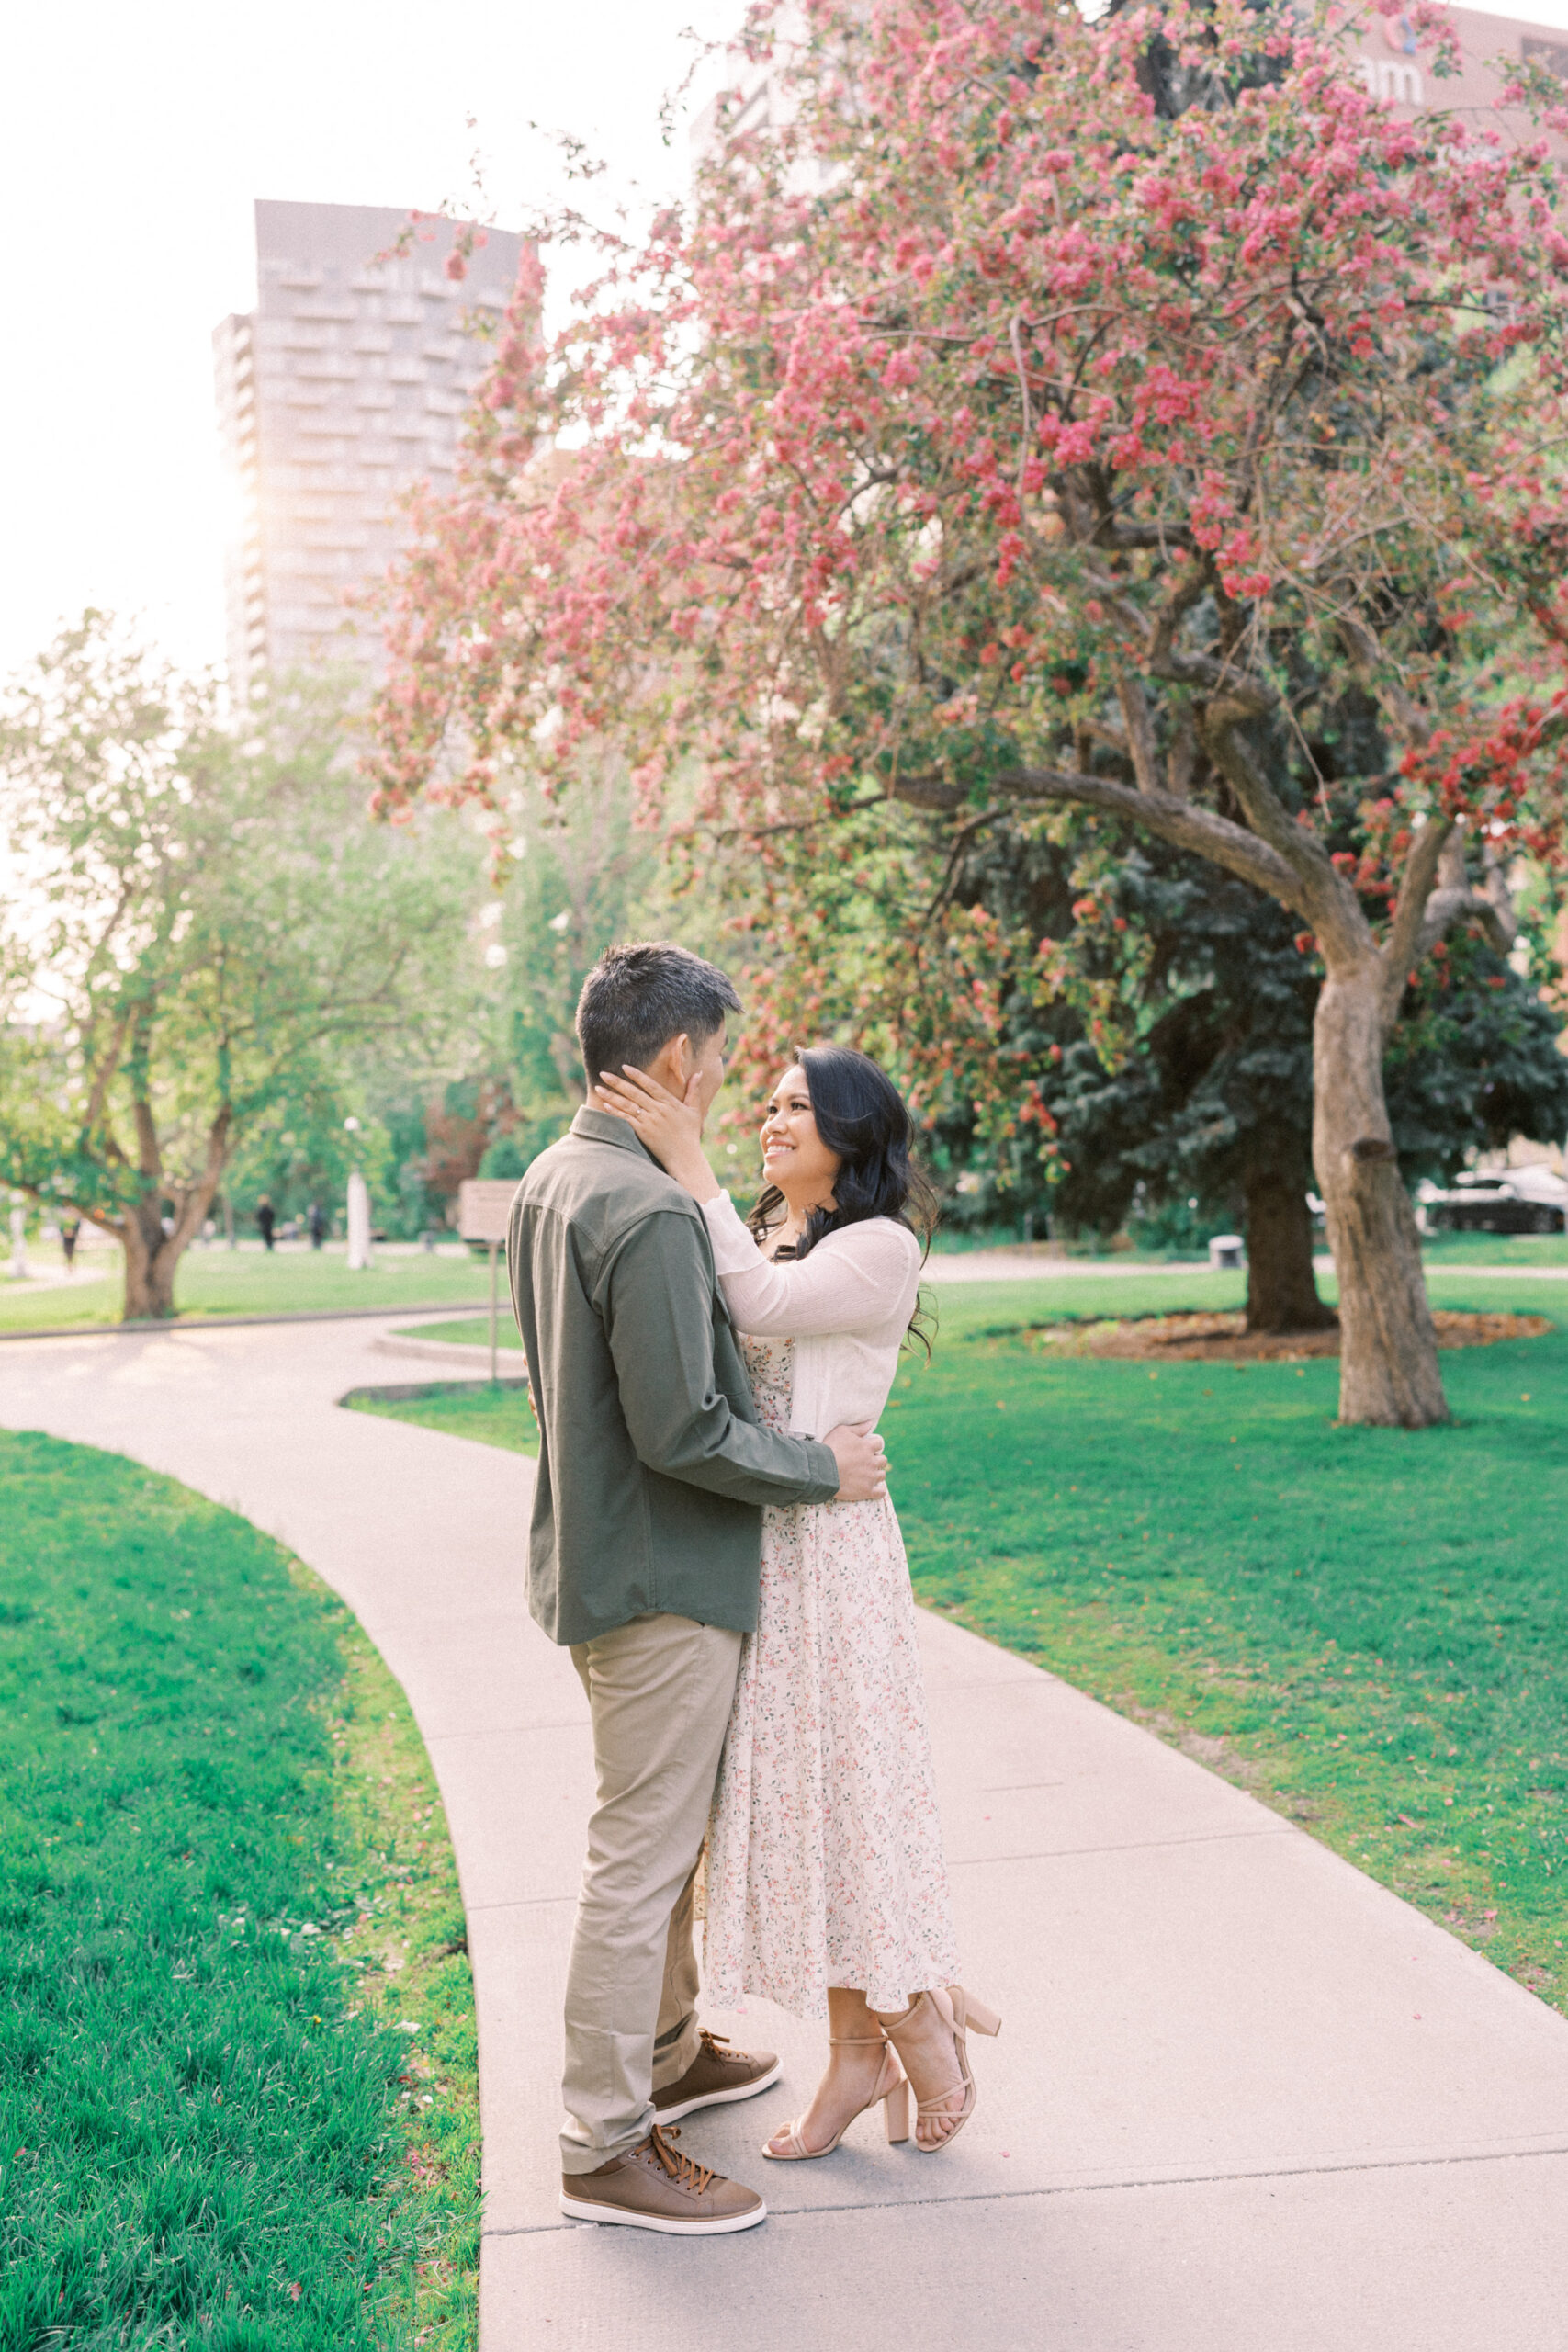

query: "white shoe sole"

left=558, top=2191, right=768, bottom=2234
left=653, top=2057, right=783, bottom=2125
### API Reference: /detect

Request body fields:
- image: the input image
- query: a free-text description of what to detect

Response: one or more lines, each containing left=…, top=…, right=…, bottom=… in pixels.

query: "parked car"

left=1419, top=1168, right=1568, bottom=1235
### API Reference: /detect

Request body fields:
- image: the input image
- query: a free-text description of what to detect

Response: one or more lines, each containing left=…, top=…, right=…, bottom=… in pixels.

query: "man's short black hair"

left=576, top=941, right=741, bottom=1086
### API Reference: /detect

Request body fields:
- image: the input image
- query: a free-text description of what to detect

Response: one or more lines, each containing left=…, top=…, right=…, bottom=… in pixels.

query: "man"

left=508, top=942, right=886, bottom=2237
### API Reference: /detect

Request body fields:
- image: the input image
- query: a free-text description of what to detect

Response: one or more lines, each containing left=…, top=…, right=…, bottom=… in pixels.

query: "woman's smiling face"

left=760, top=1063, right=840, bottom=1207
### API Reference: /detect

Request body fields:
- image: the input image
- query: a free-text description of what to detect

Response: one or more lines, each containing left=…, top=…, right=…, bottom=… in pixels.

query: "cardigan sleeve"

left=701, top=1192, right=920, bottom=1338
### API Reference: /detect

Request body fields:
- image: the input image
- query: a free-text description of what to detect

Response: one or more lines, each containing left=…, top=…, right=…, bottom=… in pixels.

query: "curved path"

left=3, top=1316, right=1566, bottom=2350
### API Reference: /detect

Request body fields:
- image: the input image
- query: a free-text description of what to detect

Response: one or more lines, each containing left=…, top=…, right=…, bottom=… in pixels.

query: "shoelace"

left=646, top=2124, right=715, bottom=2199
left=697, top=2029, right=736, bottom=2061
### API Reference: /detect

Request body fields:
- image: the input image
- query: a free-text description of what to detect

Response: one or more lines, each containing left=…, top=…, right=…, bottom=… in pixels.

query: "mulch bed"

left=1031, top=1309, right=1553, bottom=1362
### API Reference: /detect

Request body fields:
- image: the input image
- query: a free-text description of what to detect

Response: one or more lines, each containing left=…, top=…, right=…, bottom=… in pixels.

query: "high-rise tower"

left=213, top=199, right=525, bottom=703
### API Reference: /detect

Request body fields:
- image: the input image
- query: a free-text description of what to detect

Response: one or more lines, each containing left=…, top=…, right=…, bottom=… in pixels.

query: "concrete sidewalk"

left=2, top=1317, right=1565, bottom=2350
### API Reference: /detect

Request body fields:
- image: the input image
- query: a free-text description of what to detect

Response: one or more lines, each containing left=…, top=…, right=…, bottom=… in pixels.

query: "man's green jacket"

left=507, top=1108, right=840, bottom=1646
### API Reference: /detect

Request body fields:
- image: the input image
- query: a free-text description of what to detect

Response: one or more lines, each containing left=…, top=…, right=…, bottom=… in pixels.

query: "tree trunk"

left=1312, top=968, right=1449, bottom=1427
left=1242, top=1132, right=1337, bottom=1334
left=119, top=1198, right=184, bottom=1321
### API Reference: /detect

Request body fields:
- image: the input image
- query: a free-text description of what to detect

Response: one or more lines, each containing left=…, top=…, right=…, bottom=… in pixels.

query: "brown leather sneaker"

left=653, top=2028, right=782, bottom=2125
left=560, top=2124, right=767, bottom=2234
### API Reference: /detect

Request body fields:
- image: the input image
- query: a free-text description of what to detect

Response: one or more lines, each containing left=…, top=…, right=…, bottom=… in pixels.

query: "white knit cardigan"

left=701, top=1191, right=922, bottom=1439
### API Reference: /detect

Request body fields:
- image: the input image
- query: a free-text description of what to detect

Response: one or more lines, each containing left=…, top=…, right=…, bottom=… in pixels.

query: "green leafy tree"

left=0, top=617, right=480, bottom=1318
left=495, top=760, right=660, bottom=1145
left=220, top=1080, right=399, bottom=1241
left=942, top=820, right=1568, bottom=1324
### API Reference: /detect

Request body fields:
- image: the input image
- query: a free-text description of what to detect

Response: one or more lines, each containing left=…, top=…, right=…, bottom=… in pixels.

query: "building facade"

left=1352, top=4, right=1568, bottom=118
left=213, top=200, right=525, bottom=703
left=692, top=6, right=1568, bottom=163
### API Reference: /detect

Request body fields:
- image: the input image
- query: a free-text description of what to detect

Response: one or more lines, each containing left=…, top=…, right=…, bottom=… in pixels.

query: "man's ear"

left=644, top=1033, right=689, bottom=1095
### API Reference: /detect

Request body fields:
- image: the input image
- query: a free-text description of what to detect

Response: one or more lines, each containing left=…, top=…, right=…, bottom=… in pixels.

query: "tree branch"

left=889, top=763, right=1308, bottom=907
left=1404, top=830, right=1519, bottom=989
left=78, top=1012, right=131, bottom=1146
left=1201, top=712, right=1370, bottom=967
left=882, top=774, right=969, bottom=815
left=1114, top=673, right=1161, bottom=796
left=1096, top=520, right=1195, bottom=550
left=1378, top=814, right=1453, bottom=1025
left=1134, top=566, right=1277, bottom=712
left=919, top=804, right=1007, bottom=924
left=132, top=1094, right=161, bottom=1183
left=163, top=1103, right=232, bottom=1257
left=1337, top=615, right=1433, bottom=752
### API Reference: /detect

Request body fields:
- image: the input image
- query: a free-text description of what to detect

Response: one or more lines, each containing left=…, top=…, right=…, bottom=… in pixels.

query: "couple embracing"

left=509, top=941, right=998, bottom=2236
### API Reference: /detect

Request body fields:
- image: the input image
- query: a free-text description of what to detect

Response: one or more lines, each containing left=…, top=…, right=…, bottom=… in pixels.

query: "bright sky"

left=0, top=0, right=739, bottom=684
left=4, top=0, right=1568, bottom=687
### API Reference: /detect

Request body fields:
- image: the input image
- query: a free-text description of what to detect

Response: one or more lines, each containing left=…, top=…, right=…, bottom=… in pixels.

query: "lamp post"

left=8, top=1193, right=27, bottom=1281
left=344, top=1118, right=373, bottom=1271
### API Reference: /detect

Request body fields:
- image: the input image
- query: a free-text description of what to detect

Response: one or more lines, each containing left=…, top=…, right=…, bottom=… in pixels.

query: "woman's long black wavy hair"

left=747, top=1044, right=939, bottom=1353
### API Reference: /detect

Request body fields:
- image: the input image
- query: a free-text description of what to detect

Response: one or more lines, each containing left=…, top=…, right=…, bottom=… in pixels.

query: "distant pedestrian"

left=256, top=1196, right=276, bottom=1251
left=308, top=1201, right=326, bottom=1250
left=61, top=1218, right=80, bottom=1272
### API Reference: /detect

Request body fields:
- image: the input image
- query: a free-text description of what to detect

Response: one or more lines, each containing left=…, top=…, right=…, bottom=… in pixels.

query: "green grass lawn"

left=373, top=1261, right=1568, bottom=2021
left=884, top=1265, right=1568, bottom=2015
left=0, top=1243, right=500, bottom=1334
left=344, top=1379, right=537, bottom=1456
left=0, top=1435, right=479, bottom=2348
left=396, top=1316, right=526, bottom=1351
left=1417, top=1230, right=1568, bottom=1266
left=930, top=1229, right=1568, bottom=1269
left=400, top=1250, right=1563, bottom=1362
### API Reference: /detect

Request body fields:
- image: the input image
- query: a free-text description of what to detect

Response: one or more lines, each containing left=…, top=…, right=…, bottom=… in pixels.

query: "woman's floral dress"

left=702, top=1331, right=961, bottom=2019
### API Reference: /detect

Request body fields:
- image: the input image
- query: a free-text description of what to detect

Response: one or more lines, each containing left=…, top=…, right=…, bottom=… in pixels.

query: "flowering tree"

left=0, top=618, right=479, bottom=1319
left=367, top=0, right=1568, bottom=1427
left=728, top=786, right=1568, bottom=1326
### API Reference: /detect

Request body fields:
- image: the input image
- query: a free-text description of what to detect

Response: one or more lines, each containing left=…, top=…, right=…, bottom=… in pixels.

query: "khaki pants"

left=560, top=1611, right=743, bottom=2174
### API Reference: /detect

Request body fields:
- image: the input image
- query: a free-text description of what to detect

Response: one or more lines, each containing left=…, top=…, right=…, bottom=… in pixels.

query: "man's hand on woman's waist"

left=824, top=1421, right=887, bottom=1503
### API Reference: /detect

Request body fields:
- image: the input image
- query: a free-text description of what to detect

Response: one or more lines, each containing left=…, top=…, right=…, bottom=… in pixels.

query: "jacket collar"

left=570, top=1104, right=657, bottom=1164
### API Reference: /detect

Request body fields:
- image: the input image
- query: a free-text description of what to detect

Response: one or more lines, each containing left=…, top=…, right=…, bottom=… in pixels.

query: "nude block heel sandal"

left=761, top=2032, right=909, bottom=2160
left=879, top=1985, right=1001, bottom=2153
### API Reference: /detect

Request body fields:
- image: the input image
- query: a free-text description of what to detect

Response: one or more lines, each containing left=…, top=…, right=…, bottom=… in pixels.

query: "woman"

left=593, top=1044, right=998, bottom=2160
